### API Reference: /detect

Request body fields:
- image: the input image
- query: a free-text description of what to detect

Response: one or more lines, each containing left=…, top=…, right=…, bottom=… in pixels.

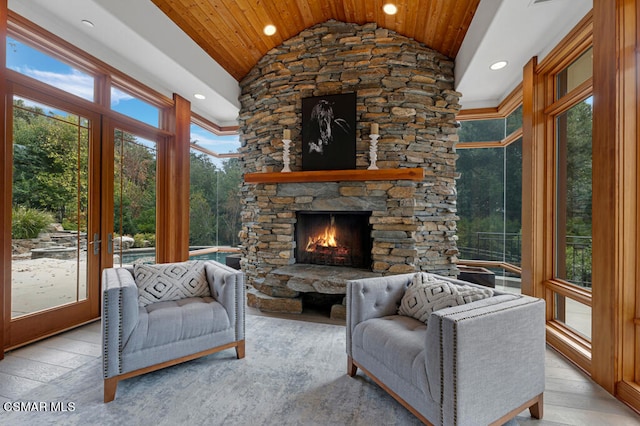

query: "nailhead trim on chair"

left=437, top=295, right=540, bottom=425
left=102, top=273, right=126, bottom=378
left=438, top=317, right=445, bottom=426
left=118, top=288, right=123, bottom=374
left=102, top=290, right=109, bottom=379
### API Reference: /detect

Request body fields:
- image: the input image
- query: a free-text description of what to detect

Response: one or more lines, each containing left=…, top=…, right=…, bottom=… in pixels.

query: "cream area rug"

left=3, top=315, right=519, bottom=425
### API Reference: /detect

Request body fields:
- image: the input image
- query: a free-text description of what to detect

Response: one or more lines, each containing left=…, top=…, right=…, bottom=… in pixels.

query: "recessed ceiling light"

left=490, top=60, right=508, bottom=70
left=81, top=19, right=94, bottom=28
left=194, top=94, right=206, bottom=100
left=383, top=3, right=398, bottom=15
left=263, top=25, right=277, bottom=36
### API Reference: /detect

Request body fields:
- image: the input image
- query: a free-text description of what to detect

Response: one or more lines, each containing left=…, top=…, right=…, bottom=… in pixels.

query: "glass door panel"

left=554, top=97, right=593, bottom=289
left=112, top=129, right=157, bottom=267
left=553, top=292, right=592, bottom=339
left=11, top=96, right=90, bottom=317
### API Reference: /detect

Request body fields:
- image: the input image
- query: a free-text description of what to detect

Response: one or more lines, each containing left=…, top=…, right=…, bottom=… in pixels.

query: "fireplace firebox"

left=295, top=211, right=372, bottom=269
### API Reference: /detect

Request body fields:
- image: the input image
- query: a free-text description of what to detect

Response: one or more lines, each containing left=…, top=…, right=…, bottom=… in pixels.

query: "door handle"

left=90, top=233, right=101, bottom=255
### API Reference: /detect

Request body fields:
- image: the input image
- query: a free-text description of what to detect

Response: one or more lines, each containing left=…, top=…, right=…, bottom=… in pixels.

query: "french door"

left=6, top=84, right=101, bottom=348
left=101, top=119, right=159, bottom=270
left=4, top=87, right=162, bottom=350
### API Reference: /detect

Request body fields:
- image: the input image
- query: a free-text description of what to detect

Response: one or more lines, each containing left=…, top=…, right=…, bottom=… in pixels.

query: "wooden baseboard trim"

left=616, top=381, right=640, bottom=415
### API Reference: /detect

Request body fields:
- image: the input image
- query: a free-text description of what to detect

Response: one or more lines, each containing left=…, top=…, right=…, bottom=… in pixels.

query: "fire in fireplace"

left=295, top=211, right=372, bottom=269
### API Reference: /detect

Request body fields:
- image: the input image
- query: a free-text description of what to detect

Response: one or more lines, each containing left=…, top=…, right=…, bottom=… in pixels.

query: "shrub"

left=133, top=233, right=146, bottom=248
left=133, top=233, right=156, bottom=248
left=144, top=233, right=156, bottom=247
left=12, top=206, right=55, bottom=239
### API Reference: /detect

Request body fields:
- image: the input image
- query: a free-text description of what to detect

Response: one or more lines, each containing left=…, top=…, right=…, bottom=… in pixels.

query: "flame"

left=305, top=217, right=338, bottom=251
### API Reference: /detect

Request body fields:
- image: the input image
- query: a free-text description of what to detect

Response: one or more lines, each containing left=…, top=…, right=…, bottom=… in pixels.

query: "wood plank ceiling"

left=151, top=0, right=480, bottom=81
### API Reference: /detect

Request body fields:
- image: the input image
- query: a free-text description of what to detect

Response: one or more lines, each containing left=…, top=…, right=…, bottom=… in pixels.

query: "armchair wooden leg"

left=104, top=377, right=118, bottom=403
left=347, top=356, right=357, bottom=377
left=235, top=340, right=245, bottom=359
left=529, top=394, right=543, bottom=419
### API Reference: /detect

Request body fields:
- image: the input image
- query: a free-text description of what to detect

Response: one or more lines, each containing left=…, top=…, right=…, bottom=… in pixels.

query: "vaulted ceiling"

left=10, top=0, right=593, bottom=127
left=151, top=0, right=480, bottom=81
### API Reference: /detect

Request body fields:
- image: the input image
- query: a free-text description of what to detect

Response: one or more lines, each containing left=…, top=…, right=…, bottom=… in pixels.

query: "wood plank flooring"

left=0, top=315, right=639, bottom=425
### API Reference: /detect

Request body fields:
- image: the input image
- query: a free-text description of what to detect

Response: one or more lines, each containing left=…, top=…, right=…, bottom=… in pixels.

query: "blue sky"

left=7, top=37, right=240, bottom=158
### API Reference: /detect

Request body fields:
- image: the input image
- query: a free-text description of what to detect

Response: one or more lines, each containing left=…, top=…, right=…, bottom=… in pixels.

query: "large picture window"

left=525, top=16, right=594, bottom=370
left=554, top=97, right=593, bottom=289
left=188, top=123, right=241, bottom=264
left=456, top=101, right=523, bottom=291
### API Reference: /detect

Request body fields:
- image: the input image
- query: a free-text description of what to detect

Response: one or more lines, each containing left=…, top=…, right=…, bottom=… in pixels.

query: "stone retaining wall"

left=237, top=20, right=461, bottom=311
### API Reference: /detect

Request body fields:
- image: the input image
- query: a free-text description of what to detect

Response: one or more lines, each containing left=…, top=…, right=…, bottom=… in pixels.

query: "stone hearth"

left=247, top=264, right=380, bottom=318
left=238, top=20, right=461, bottom=315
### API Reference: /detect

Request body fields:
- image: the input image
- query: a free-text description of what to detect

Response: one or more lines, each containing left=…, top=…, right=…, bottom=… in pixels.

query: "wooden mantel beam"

left=243, top=168, right=425, bottom=184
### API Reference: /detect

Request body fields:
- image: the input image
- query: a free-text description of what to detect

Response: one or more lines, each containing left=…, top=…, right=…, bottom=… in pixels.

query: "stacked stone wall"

left=237, top=20, right=461, bottom=302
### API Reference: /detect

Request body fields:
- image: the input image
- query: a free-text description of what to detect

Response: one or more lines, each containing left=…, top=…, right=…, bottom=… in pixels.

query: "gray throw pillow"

left=398, top=272, right=494, bottom=324
left=135, top=260, right=212, bottom=307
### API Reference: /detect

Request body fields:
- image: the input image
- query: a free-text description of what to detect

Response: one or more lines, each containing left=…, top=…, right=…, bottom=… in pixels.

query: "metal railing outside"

left=459, top=232, right=592, bottom=288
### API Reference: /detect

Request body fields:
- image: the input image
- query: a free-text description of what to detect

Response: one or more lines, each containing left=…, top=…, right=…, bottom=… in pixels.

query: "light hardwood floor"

left=0, top=314, right=639, bottom=425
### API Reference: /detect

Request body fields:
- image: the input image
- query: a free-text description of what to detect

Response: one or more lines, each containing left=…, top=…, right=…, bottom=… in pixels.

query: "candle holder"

left=368, top=134, right=379, bottom=170
left=281, top=139, right=292, bottom=172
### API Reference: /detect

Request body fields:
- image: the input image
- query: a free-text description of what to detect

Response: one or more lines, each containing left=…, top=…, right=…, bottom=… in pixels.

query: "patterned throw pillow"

left=135, top=261, right=212, bottom=307
left=398, top=272, right=494, bottom=324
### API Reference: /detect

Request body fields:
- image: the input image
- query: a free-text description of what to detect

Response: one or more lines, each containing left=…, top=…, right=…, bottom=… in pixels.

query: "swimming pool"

left=119, top=248, right=237, bottom=265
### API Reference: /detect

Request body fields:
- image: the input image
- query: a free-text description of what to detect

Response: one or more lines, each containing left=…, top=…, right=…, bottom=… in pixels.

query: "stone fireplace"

left=237, top=20, right=461, bottom=315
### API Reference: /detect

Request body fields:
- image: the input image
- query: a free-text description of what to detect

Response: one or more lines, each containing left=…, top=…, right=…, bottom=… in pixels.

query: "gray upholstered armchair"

left=346, top=273, right=545, bottom=425
left=102, top=260, right=245, bottom=402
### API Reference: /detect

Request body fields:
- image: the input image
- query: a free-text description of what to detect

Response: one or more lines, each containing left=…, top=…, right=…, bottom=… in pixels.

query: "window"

left=11, top=96, right=91, bottom=317
left=556, top=47, right=593, bottom=99
left=458, top=118, right=506, bottom=143
left=456, top=99, right=523, bottom=291
left=526, top=16, right=594, bottom=367
left=113, top=131, right=158, bottom=266
left=6, top=36, right=94, bottom=101
left=110, top=86, right=160, bottom=128
left=554, top=97, right=593, bottom=289
left=188, top=123, right=241, bottom=263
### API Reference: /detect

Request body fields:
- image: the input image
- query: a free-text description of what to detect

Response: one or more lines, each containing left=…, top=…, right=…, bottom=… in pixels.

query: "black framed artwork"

left=302, top=92, right=356, bottom=171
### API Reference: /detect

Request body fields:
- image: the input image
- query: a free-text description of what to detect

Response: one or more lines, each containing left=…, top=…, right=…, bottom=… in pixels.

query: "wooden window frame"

left=523, top=10, right=594, bottom=374
left=190, top=113, right=240, bottom=160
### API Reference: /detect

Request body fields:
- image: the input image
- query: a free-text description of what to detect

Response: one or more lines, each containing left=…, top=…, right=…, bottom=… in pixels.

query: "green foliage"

left=189, top=154, right=242, bottom=247
left=562, top=100, right=592, bottom=237
left=506, top=105, right=523, bottom=135
left=458, top=118, right=506, bottom=143
left=12, top=99, right=89, bottom=223
left=218, top=158, right=242, bottom=246
left=457, top=142, right=522, bottom=226
left=457, top=100, right=592, bottom=286
left=190, top=192, right=216, bottom=245
left=11, top=99, right=242, bottom=251
left=457, top=136, right=523, bottom=263
left=12, top=205, right=54, bottom=239
left=133, top=233, right=156, bottom=248
left=113, top=132, right=157, bottom=236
